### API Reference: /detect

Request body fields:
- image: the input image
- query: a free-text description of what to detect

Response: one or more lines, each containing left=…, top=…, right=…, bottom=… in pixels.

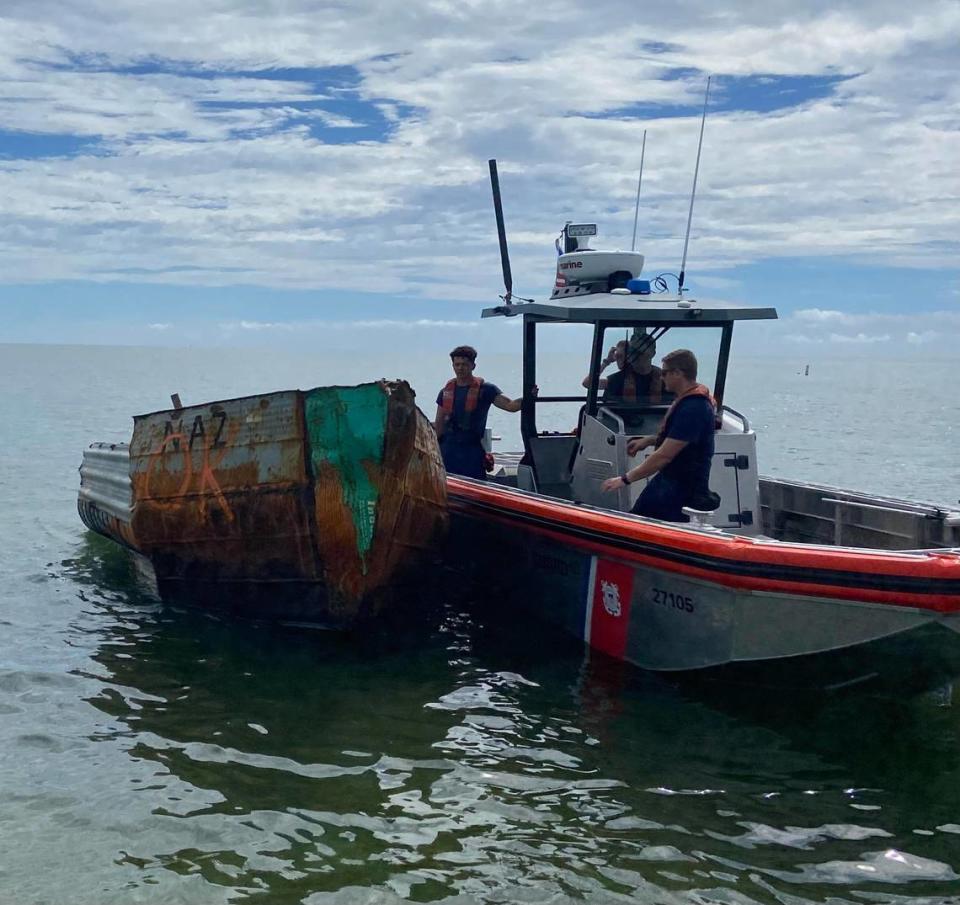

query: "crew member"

left=434, top=345, right=533, bottom=479
left=603, top=331, right=663, bottom=403
left=581, top=340, right=627, bottom=390
left=601, top=349, right=718, bottom=521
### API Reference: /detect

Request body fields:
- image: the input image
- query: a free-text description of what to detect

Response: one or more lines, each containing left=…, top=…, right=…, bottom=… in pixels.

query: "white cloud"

left=147, top=322, right=171, bottom=330
left=777, top=307, right=960, bottom=352
left=236, top=320, right=295, bottom=331
left=795, top=308, right=848, bottom=323
left=0, top=1, right=957, bottom=299
left=788, top=309, right=960, bottom=341
left=221, top=317, right=477, bottom=333
left=344, top=319, right=478, bottom=329
left=828, top=332, right=890, bottom=344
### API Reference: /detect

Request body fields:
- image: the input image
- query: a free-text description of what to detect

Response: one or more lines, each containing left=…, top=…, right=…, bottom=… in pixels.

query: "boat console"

left=570, top=403, right=760, bottom=531
left=478, top=209, right=779, bottom=529
left=483, top=265, right=777, bottom=530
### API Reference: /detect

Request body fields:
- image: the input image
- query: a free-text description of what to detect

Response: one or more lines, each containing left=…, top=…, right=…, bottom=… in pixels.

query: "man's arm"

left=581, top=346, right=618, bottom=389
left=582, top=376, right=610, bottom=390
left=492, top=385, right=538, bottom=413
left=434, top=406, right=446, bottom=438
left=601, top=438, right=687, bottom=492
left=493, top=394, right=521, bottom=413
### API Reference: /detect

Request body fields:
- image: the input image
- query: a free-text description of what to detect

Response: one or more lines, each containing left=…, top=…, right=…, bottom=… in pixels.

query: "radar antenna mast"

left=488, top=159, right=514, bottom=305
left=631, top=129, right=647, bottom=252
left=678, top=76, right=711, bottom=294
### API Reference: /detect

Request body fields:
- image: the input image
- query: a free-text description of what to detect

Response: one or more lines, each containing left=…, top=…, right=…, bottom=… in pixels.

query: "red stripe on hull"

left=590, top=560, right=635, bottom=658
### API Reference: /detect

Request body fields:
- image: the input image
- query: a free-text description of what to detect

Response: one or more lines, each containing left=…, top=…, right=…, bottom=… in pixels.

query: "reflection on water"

left=14, top=534, right=952, bottom=903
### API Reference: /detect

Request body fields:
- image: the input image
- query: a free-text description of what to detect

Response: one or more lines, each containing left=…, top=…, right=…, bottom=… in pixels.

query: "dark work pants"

left=630, top=474, right=688, bottom=522
left=440, top=438, right=486, bottom=480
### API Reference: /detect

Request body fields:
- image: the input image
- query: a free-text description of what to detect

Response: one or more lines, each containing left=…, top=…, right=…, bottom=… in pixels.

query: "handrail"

left=721, top=405, right=750, bottom=433
left=596, top=406, right=626, bottom=435
left=822, top=497, right=939, bottom=517
left=822, top=496, right=947, bottom=546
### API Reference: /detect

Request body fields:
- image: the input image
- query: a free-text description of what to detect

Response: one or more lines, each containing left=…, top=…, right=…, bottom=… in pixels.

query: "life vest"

left=655, top=383, right=715, bottom=448
left=622, top=365, right=663, bottom=403
left=441, top=377, right=484, bottom=432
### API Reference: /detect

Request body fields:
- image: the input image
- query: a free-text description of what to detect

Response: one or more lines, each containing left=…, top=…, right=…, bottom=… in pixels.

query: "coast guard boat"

left=446, top=164, right=960, bottom=690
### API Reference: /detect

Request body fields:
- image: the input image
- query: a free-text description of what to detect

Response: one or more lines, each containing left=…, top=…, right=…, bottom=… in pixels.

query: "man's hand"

left=627, top=436, right=653, bottom=456
left=601, top=476, right=626, bottom=493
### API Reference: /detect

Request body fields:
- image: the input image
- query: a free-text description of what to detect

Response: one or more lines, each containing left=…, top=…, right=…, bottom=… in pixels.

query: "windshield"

left=598, top=324, right=722, bottom=402
left=527, top=322, right=726, bottom=439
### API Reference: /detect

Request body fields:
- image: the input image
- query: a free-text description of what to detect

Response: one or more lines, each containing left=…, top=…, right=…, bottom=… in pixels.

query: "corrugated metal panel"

left=131, top=391, right=307, bottom=493
left=129, top=391, right=320, bottom=585
left=79, top=443, right=132, bottom=519
left=78, top=442, right=137, bottom=549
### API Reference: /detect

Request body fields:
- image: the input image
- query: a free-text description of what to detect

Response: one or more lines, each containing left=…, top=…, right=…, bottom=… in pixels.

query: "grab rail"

left=597, top=406, right=626, bottom=435
left=823, top=496, right=942, bottom=546
left=721, top=405, right=750, bottom=433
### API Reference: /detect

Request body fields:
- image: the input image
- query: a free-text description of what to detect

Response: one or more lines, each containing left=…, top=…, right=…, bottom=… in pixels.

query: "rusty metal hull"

left=78, top=381, right=448, bottom=626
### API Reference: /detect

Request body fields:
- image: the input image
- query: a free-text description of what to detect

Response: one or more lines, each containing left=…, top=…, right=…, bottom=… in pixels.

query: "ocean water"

left=1, top=342, right=960, bottom=904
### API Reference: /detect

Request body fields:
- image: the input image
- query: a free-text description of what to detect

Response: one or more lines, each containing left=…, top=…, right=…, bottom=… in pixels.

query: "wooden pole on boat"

left=678, top=76, right=711, bottom=294
left=631, top=129, right=647, bottom=252
left=488, top=159, right=513, bottom=305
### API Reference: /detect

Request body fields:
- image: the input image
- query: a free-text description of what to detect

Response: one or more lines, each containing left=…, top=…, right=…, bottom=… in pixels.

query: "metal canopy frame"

left=505, top=294, right=777, bottom=443
left=483, top=296, right=778, bottom=325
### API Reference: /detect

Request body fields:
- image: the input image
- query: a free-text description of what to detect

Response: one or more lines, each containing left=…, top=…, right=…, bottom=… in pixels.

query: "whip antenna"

left=678, top=76, right=711, bottom=294
left=631, top=129, right=647, bottom=252
left=488, top=159, right=513, bottom=304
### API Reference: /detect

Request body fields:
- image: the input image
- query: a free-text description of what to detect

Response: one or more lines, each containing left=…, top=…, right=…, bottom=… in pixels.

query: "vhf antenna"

left=678, top=76, right=711, bottom=294
left=630, top=129, right=647, bottom=252
left=488, top=159, right=513, bottom=305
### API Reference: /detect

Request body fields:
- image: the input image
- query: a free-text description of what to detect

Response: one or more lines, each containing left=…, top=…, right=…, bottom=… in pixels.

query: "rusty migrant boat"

left=78, top=380, right=448, bottom=626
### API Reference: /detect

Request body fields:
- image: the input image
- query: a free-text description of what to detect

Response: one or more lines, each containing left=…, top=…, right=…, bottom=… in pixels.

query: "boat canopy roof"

left=482, top=294, right=778, bottom=325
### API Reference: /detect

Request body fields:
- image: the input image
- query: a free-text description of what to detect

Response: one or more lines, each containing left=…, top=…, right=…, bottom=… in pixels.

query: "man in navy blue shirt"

left=601, top=349, right=717, bottom=521
left=434, top=345, right=530, bottom=479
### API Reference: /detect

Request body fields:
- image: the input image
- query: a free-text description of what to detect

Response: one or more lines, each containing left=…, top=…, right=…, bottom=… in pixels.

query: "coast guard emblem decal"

left=585, top=558, right=634, bottom=658
left=600, top=580, right=621, bottom=617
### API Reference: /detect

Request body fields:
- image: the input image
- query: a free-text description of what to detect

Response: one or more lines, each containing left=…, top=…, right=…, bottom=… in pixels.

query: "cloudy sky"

left=1, top=0, right=958, bottom=354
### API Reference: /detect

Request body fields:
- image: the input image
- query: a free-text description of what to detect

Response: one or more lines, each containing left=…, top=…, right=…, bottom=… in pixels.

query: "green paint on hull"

left=304, top=384, right=387, bottom=569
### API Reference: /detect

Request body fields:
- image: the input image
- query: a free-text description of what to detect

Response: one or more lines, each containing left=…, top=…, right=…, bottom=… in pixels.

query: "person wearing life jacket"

left=434, top=345, right=533, bottom=480
left=602, top=331, right=664, bottom=404
left=601, top=349, right=719, bottom=522
left=581, top=339, right=627, bottom=390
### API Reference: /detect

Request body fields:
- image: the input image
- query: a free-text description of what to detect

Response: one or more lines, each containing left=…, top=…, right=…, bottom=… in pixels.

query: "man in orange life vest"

left=601, top=349, right=718, bottom=521
left=602, top=331, right=663, bottom=404
left=434, top=345, right=532, bottom=479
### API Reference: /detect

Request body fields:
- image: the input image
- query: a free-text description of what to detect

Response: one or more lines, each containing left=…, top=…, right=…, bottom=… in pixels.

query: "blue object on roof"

left=627, top=279, right=651, bottom=295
